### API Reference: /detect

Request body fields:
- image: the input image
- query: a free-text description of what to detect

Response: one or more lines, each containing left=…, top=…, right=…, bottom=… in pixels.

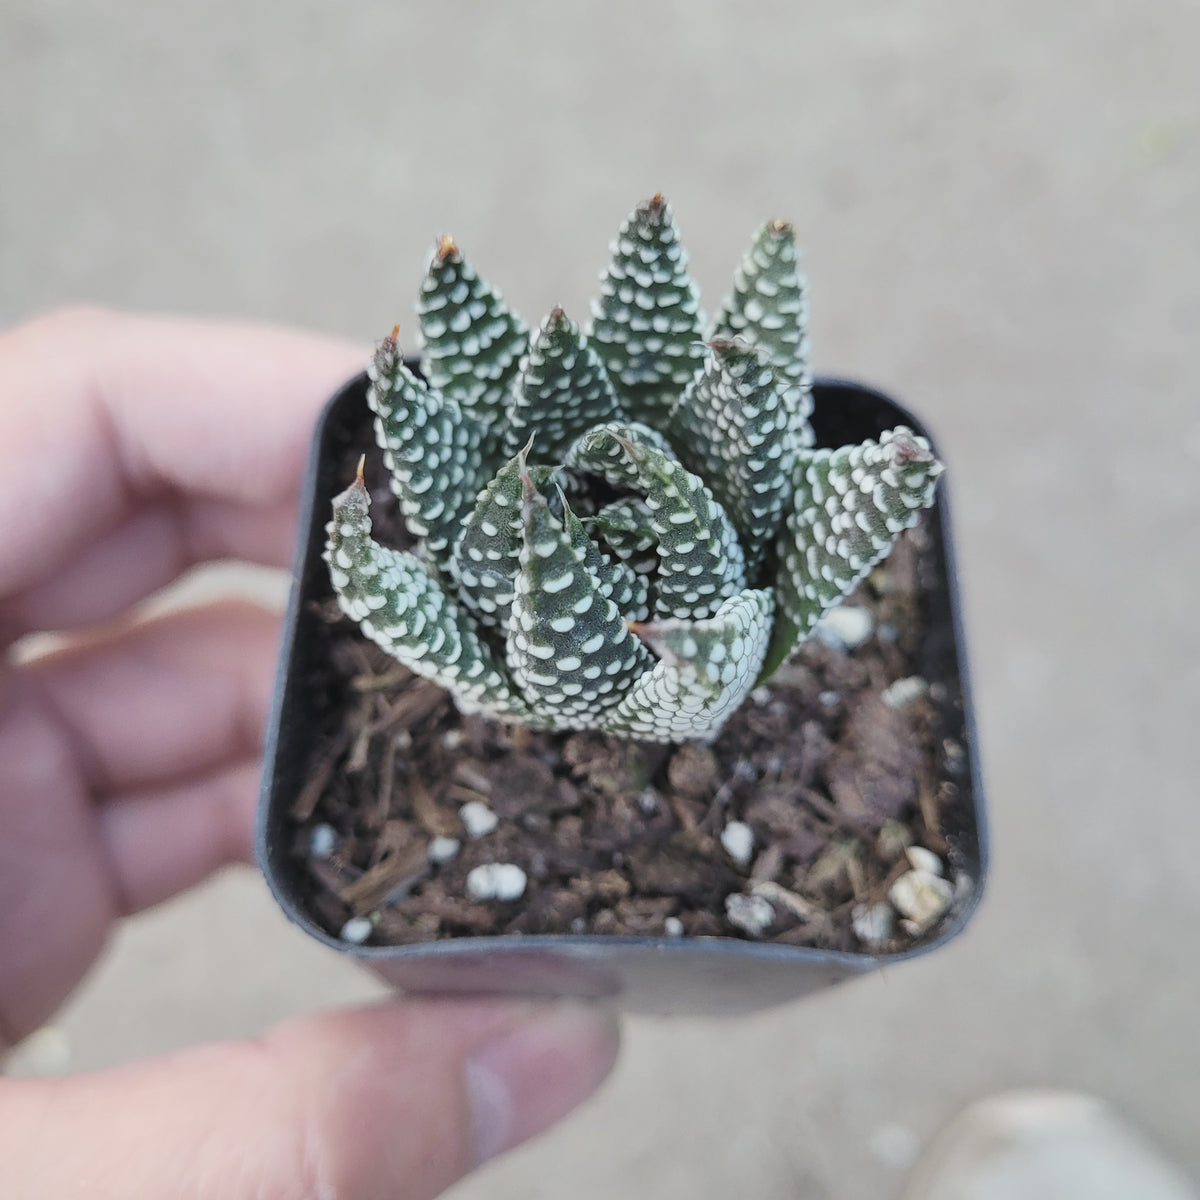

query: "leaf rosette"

left=326, top=196, right=942, bottom=743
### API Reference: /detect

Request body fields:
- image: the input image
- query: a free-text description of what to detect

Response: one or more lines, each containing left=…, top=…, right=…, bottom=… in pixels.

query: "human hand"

left=0, top=309, right=619, bottom=1198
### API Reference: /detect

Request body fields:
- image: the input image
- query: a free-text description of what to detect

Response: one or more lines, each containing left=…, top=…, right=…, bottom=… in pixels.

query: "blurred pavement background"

left=2, top=2, right=1198, bottom=1196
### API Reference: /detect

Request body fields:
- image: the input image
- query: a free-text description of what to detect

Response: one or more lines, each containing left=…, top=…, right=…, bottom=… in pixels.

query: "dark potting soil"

left=285, top=456, right=972, bottom=953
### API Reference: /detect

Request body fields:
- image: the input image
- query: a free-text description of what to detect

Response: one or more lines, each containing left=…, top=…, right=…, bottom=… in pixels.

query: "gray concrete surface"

left=3, top=2, right=1198, bottom=1196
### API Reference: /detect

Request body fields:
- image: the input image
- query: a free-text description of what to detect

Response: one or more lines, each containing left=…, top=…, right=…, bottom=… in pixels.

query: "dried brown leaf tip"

left=436, top=234, right=459, bottom=262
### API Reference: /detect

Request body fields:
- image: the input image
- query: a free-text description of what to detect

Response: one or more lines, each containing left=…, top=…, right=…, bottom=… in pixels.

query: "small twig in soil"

left=290, top=730, right=352, bottom=821
left=797, top=786, right=873, bottom=837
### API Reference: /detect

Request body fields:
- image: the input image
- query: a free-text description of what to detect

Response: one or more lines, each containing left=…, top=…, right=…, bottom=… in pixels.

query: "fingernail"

left=465, top=1004, right=619, bottom=1166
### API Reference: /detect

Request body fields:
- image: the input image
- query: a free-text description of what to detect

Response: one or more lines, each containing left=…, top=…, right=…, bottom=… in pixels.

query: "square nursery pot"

left=257, top=369, right=986, bottom=1016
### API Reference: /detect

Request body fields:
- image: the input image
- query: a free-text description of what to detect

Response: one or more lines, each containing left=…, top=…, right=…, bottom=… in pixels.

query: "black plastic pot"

left=257, top=372, right=986, bottom=1015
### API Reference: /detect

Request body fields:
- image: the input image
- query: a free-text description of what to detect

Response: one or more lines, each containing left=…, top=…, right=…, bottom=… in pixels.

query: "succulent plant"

left=326, top=196, right=942, bottom=743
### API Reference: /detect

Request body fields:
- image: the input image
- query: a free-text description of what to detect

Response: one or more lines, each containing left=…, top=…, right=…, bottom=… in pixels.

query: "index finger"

left=0, top=307, right=365, bottom=623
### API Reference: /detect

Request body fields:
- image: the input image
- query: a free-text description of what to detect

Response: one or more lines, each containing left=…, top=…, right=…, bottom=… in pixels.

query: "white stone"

left=720, top=821, right=755, bottom=867
left=814, top=604, right=875, bottom=650
left=889, top=870, right=954, bottom=933
left=905, top=845, right=944, bottom=876
left=466, top=862, right=528, bottom=902
left=428, top=835, right=462, bottom=864
left=459, top=800, right=499, bottom=838
left=309, top=823, right=337, bottom=859
left=664, top=916, right=685, bottom=938
left=852, top=901, right=896, bottom=947
left=725, top=892, right=775, bottom=938
left=340, top=916, right=374, bottom=944
left=881, top=675, right=929, bottom=709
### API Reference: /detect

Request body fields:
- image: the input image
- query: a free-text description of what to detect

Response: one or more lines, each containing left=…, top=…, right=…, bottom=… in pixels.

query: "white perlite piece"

left=309, top=823, right=337, bottom=859
left=881, top=675, right=929, bottom=709
left=814, top=604, right=874, bottom=651
left=889, top=868, right=953, bottom=934
left=905, top=845, right=944, bottom=876
left=720, top=820, right=755, bottom=866
left=852, top=901, right=896, bottom=947
left=459, top=800, right=499, bottom=838
left=663, top=916, right=684, bottom=937
left=339, top=916, right=374, bottom=944
left=725, top=892, right=774, bottom=937
left=428, top=835, right=462, bottom=864
left=466, top=862, right=528, bottom=902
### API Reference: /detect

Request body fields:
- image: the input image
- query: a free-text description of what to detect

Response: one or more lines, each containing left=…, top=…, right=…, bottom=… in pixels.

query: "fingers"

left=0, top=306, right=364, bottom=621
left=0, top=495, right=298, bottom=638
left=22, top=600, right=281, bottom=794
left=97, top=759, right=260, bottom=915
left=0, top=1000, right=621, bottom=1200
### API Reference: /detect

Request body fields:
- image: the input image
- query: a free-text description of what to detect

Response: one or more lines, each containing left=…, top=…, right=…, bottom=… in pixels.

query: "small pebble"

left=637, top=787, right=660, bottom=815
left=819, top=689, right=841, bottom=708
left=570, top=917, right=588, bottom=934
left=441, top=729, right=463, bottom=749
left=394, top=729, right=413, bottom=751
left=876, top=622, right=899, bottom=644
left=814, top=605, right=875, bottom=651
left=750, top=685, right=773, bottom=705
left=905, top=845, right=944, bottom=876
left=339, top=916, right=374, bottom=944
left=309, top=823, right=337, bottom=859
left=465, top=862, right=527, bottom=902
left=459, top=800, right=499, bottom=838
left=852, top=901, right=896, bottom=947
left=664, top=916, right=684, bottom=938
left=724, top=892, right=774, bottom=938
left=889, top=870, right=954, bottom=933
left=428, top=835, right=461, bottom=864
left=720, top=821, right=755, bottom=867
left=881, top=675, right=929, bottom=709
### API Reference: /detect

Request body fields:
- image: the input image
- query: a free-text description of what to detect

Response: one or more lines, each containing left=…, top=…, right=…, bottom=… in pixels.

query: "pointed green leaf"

left=762, top=427, right=943, bottom=678
left=711, top=220, right=814, bottom=447
left=325, top=471, right=535, bottom=723
left=448, top=442, right=559, bottom=630
left=367, top=331, right=485, bottom=571
left=586, top=498, right=659, bottom=579
left=506, top=478, right=654, bottom=729
left=602, top=589, right=775, bottom=743
left=418, top=236, right=528, bottom=474
left=566, top=425, right=747, bottom=621
left=560, top=495, right=651, bottom=622
left=505, top=307, right=624, bottom=461
left=669, top=339, right=797, bottom=576
left=589, top=194, right=705, bottom=427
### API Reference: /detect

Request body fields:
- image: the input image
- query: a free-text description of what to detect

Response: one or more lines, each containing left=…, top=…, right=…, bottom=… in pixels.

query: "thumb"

left=0, top=998, right=619, bottom=1199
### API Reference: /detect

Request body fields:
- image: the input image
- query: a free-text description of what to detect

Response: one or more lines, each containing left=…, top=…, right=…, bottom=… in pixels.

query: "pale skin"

left=0, top=308, right=620, bottom=1199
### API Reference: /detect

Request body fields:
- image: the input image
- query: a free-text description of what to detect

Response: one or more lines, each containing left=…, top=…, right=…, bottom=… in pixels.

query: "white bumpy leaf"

left=602, top=589, right=776, bottom=742
left=506, top=473, right=654, bottom=728
left=326, top=469, right=536, bottom=724
left=762, top=426, right=943, bottom=679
